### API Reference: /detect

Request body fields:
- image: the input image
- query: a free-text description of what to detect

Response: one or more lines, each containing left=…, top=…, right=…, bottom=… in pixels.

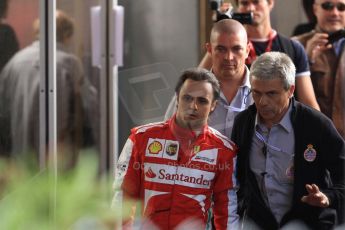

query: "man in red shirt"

left=113, top=68, right=239, bottom=229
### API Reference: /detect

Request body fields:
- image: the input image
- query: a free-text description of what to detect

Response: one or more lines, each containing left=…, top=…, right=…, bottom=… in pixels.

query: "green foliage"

left=0, top=152, right=118, bottom=230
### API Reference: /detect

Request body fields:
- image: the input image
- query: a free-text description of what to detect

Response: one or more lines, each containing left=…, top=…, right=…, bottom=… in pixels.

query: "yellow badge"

left=193, top=145, right=200, bottom=154
left=148, top=141, right=162, bottom=154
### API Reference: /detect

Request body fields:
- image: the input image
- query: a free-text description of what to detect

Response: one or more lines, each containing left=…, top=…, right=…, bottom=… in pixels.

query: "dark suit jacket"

left=231, top=99, right=345, bottom=230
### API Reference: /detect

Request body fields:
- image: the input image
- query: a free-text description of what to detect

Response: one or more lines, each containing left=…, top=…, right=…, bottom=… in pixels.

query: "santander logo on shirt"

left=144, top=163, right=215, bottom=189
left=158, top=168, right=211, bottom=186
left=145, top=168, right=157, bottom=178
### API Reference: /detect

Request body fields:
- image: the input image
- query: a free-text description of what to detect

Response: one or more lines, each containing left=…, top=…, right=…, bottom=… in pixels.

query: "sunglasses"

left=319, top=2, right=345, bottom=11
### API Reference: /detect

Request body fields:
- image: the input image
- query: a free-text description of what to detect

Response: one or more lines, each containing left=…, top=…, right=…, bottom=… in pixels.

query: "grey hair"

left=250, top=51, right=296, bottom=90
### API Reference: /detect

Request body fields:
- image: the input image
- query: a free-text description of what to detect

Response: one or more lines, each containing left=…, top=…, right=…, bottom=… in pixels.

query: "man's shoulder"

left=275, top=33, right=290, bottom=41
left=131, top=121, right=168, bottom=136
left=0, top=24, right=16, bottom=36
left=274, top=33, right=301, bottom=51
left=236, top=104, right=256, bottom=119
left=13, top=43, right=38, bottom=59
left=292, top=101, right=344, bottom=142
left=57, top=49, right=81, bottom=66
left=3, top=43, right=39, bottom=70
left=231, top=105, right=256, bottom=135
left=293, top=30, right=316, bottom=45
left=207, top=126, right=237, bottom=151
left=272, top=33, right=296, bottom=58
left=275, top=33, right=310, bottom=74
left=293, top=101, right=332, bottom=125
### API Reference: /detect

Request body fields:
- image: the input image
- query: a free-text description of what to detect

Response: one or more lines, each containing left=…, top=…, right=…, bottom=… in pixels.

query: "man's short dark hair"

left=175, top=68, right=220, bottom=101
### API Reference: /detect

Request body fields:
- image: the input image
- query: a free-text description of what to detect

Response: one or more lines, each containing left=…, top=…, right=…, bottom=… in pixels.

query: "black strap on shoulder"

left=277, top=33, right=295, bottom=61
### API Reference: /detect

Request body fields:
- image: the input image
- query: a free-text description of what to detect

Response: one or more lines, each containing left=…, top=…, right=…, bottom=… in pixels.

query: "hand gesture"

left=301, top=184, right=329, bottom=208
left=305, top=33, right=332, bottom=63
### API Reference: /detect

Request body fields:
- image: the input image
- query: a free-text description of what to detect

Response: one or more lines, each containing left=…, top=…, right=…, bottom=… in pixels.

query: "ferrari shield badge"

left=303, top=144, right=317, bottom=162
left=193, top=145, right=200, bottom=154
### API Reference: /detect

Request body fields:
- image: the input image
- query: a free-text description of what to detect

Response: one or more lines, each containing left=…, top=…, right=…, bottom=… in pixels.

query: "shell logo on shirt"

left=148, top=141, right=162, bottom=154
left=145, top=138, right=179, bottom=160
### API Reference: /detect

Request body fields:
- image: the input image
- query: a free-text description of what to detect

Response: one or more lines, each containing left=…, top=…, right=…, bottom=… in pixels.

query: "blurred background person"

left=234, top=0, right=320, bottom=111
left=292, top=0, right=318, bottom=36
left=200, top=0, right=320, bottom=111
left=0, top=10, right=85, bottom=169
left=166, top=19, right=253, bottom=138
left=0, top=0, right=19, bottom=72
left=293, top=0, right=345, bottom=140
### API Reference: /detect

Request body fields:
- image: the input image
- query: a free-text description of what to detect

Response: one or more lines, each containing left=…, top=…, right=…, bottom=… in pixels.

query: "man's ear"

left=289, top=85, right=295, bottom=98
left=268, top=0, right=275, bottom=11
left=211, top=100, right=217, bottom=112
left=245, top=42, right=250, bottom=59
left=176, top=94, right=179, bottom=108
left=206, top=42, right=212, bottom=54
left=313, top=2, right=318, bottom=15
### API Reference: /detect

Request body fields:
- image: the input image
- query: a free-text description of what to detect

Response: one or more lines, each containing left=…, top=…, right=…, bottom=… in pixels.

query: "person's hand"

left=301, top=184, right=329, bottom=208
left=305, top=33, right=332, bottom=63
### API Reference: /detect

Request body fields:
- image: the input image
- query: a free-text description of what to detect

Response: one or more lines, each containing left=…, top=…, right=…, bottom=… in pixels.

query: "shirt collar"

left=31, top=40, right=66, bottom=52
left=210, top=66, right=250, bottom=88
left=215, top=66, right=251, bottom=102
left=242, top=65, right=251, bottom=89
left=168, top=114, right=207, bottom=141
left=249, top=29, right=277, bottom=42
left=279, top=102, right=293, bottom=133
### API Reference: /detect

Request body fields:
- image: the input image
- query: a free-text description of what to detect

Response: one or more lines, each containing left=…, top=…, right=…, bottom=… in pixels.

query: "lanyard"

left=255, top=130, right=282, bottom=152
left=223, top=104, right=245, bottom=112
left=246, top=30, right=277, bottom=65
left=255, top=130, right=295, bottom=158
left=221, top=87, right=250, bottom=112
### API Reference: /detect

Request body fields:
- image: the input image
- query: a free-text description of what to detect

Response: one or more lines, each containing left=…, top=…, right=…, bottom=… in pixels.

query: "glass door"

left=0, top=0, right=117, bottom=228
left=55, top=0, right=103, bottom=171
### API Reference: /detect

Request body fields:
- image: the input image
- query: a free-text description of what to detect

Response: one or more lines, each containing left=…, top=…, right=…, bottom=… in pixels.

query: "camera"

left=230, top=12, right=253, bottom=25
left=210, top=0, right=253, bottom=24
left=327, top=29, right=345, bottom=45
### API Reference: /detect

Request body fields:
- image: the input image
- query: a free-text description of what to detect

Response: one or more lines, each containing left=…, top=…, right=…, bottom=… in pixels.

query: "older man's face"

left=250, top=77, right=294, bottom=128
left=313, top=0, right=345, bottom=33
